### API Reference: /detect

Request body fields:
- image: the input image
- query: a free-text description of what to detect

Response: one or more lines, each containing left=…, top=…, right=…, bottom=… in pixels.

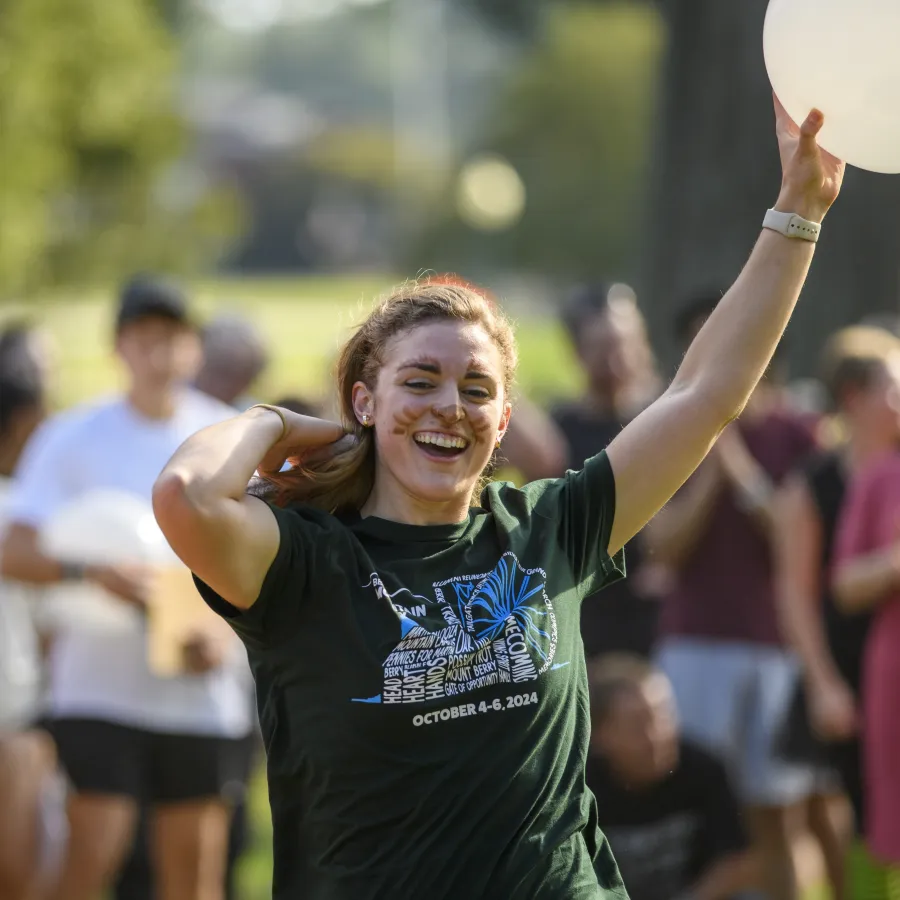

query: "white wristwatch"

left=762, top=208, right=821, bottom=243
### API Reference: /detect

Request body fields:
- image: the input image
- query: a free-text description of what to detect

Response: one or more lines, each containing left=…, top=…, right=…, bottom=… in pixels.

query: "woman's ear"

left=497, top=401, right=513, bottom=443
left=351, top=381, right=375, bottom=427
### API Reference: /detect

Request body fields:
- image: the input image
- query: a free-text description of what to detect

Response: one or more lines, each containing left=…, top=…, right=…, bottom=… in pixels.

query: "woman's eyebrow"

left=397, top=359, right=441, bottom=373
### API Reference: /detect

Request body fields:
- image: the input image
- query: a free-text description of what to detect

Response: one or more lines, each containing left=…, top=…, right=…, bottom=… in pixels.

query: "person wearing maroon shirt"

left=646, top=296, right=820, bottom=900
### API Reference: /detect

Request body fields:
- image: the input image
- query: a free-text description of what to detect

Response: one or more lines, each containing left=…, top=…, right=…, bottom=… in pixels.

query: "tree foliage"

left=409, top=2, right=664, bottom=281
left=0, top=0, right=238, bottom=297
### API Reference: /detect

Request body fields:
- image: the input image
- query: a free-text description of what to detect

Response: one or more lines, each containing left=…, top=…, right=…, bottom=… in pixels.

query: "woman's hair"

left=819, top=325, right=900, bottom=411
left=259, top=279, right=517, bottom=513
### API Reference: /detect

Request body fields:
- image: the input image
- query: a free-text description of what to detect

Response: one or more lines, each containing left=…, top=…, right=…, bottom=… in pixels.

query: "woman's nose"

left=432, top=397, right=465, bottom=423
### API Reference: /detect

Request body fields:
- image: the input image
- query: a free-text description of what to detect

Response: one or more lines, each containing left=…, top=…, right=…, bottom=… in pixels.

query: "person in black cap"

left=1, top=275, right=255, bottom=900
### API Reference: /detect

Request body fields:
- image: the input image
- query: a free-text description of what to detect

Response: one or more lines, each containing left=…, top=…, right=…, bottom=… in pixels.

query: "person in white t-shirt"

left=0, top=323, right=66, bottom=900
left=0, top=278, right=254, bottom=900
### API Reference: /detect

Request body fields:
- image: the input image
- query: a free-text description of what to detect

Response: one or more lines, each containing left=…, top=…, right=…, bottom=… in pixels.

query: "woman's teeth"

left=414, top=432, right=467, bottom=450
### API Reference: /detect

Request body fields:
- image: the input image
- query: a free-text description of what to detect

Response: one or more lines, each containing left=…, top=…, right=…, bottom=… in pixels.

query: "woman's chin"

left=399, top=471, right=480, bottom=509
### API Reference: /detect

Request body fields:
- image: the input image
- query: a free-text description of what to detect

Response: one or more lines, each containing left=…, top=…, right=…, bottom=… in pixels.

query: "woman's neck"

left=361, top=473, right=472, bottom=526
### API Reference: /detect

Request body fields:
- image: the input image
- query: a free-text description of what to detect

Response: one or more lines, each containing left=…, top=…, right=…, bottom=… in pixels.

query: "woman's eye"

left=465, top=388, right=490, bottom=399
left=405, top=381, right=432, bottom=390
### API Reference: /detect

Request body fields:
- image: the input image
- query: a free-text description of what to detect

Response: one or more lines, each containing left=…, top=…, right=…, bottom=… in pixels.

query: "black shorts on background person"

left=587, top=656, right=751, bottom=900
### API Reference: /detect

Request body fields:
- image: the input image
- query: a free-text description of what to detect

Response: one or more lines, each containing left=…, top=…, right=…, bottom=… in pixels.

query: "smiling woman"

left=152, top=100, right=845, bottom=900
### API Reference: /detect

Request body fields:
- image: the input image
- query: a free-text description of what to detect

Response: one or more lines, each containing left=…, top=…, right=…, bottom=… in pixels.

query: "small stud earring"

left=362, top=414, right=371, bottom=427
left=495, top=437, right=502, bottom=449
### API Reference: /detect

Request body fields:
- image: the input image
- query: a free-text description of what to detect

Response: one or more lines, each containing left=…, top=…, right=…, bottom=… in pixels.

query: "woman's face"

left=353, top=320, right=511, bottom=520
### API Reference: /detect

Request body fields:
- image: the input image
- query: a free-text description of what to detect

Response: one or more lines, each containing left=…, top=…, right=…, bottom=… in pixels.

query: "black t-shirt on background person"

left=552, top=402, right=660, bottom=658
left=196, top=453, right=629, bottom=900
left=587, top=740, right=748, bottom=900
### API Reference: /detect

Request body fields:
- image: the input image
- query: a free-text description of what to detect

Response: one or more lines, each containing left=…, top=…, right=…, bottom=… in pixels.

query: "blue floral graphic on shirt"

left=469, top=555, right=553, bottom=664
left=352, top=552, right=557, bottom=705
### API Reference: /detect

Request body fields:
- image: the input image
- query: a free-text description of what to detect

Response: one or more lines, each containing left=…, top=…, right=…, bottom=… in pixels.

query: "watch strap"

left=762, top=208, right=821, bottom=243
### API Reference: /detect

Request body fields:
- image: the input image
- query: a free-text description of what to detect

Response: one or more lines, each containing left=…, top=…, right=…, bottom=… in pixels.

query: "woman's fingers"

left=797, top=108, right=825, bottom=156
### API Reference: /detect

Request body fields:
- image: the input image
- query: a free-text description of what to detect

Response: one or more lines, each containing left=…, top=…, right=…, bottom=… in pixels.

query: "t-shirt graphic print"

left=354, top=553, right=557, bottom=709
left=196, top=452, right=627, bottom=900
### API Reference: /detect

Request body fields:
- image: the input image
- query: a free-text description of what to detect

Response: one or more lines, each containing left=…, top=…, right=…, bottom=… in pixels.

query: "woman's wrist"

left=245, top=404, right=288, bottom=443
left=772, top=188, right=828, bottom=225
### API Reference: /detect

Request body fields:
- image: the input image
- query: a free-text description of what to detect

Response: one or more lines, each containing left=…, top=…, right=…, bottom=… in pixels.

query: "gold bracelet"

left=249, top=404, right=288, bottom=443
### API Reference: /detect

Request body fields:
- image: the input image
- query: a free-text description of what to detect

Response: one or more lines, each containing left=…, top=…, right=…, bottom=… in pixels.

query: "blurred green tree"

left=0, top=0, right=239, bottom=297
left=408, top=2, right=664, bottom=281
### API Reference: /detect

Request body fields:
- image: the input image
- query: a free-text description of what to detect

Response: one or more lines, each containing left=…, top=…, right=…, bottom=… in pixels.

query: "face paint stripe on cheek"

left=392, top=405, right=419, bottom=435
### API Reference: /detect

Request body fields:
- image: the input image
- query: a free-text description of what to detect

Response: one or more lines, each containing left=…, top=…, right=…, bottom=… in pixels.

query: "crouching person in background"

left=587, top=655, right=752, bottom=900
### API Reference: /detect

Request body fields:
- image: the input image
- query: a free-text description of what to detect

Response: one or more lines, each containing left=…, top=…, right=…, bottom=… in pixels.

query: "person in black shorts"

left=775, top=325, right=900, bottom=834
left=152, top=103, right=845, bottom=899
left=1, top=279, right=255, bottom=900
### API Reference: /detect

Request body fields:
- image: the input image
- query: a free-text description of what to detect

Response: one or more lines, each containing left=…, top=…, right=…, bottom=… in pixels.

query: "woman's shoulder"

left=481, top=451, right=612, bottom=516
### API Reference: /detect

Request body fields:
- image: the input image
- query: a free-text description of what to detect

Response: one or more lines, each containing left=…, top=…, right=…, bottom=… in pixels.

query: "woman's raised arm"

left=605, top=99, right=845, bottom=555
left=152, top=406, right=345, bottom=610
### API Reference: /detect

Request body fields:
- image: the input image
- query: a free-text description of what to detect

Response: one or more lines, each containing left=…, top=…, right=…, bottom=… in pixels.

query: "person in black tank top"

left=775, top=326, right=900, bottom=837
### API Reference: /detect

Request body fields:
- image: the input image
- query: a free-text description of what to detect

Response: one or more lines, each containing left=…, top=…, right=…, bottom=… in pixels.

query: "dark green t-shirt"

left=197, top=452, right=628, bottom=900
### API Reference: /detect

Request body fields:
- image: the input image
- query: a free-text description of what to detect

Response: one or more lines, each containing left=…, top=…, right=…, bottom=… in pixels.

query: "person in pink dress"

left=833, top=384, right=900, bottom=864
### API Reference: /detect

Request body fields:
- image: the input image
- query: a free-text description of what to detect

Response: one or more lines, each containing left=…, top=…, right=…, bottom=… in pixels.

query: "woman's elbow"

left=152, top=471, right=205, bottom=536
left=671, top=377, right=747, bottom=431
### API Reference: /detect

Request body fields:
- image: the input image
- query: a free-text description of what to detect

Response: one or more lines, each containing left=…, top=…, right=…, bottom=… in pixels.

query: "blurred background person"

left=188, top=311, right=273, bottom=900
left=774, top=326, right=900, bottom=870
left=0, top=322, right=66, bottom=900
left=550, top=282, right=666, bottom=659
left=193, top=314, right=270, bottom=411
left=586, top=654, right=752, bottom=900
left=0, top=277, right=254, bottom=900
left=833, top=397, right=900, bottom=883
left=645, top=294, right=832, bottom=900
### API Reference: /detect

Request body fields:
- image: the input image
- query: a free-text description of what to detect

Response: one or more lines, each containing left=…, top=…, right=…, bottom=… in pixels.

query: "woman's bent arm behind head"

left=153, top=406, right=342, bottom=610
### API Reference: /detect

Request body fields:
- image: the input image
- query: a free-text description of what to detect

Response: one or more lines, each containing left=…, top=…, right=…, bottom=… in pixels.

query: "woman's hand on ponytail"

left=256, top=409, right=349, bottom=477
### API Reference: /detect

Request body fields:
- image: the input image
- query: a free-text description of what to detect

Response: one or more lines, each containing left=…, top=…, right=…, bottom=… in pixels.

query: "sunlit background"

left=4, top=1, right=900, bottom=896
